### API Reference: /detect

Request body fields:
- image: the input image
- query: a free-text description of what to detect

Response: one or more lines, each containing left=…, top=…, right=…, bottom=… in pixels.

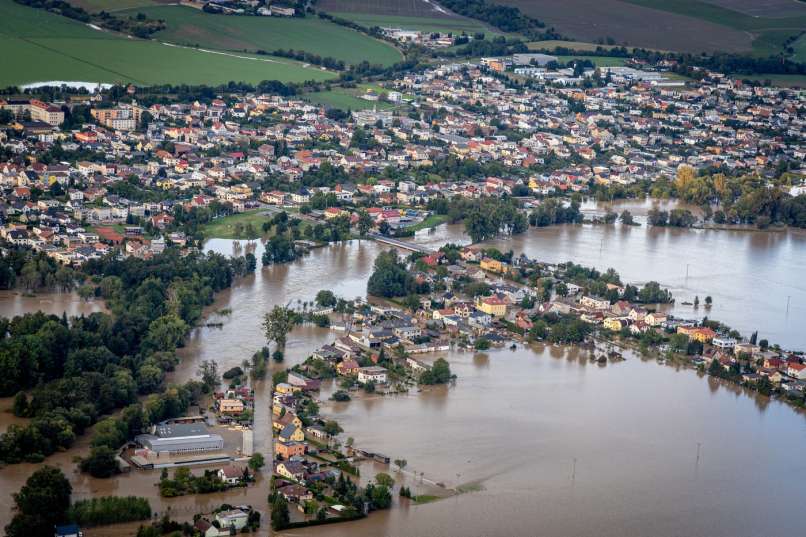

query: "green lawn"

left=406, top=214, right=448, bottom=232
left=329, top=12, right=492, bottom=35
left=0, top=0, right=335, bottom=86
left=556, top=55, right=627, bottom=67
left=200, top=210, right=274, bottom=240
left=304, top=83, right=407, bottom=111
left=123, top=5, right=403, bottom=67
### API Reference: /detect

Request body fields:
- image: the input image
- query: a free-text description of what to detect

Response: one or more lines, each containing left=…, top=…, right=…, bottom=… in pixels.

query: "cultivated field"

left=496, top=0, right=805, bottom=55
left=317, top=0, right=460, bottom=19
left=124, top=5, right=403, bottom=66
left=317, top=0, right=493, bottom=34
left=0, top=0, right=335, bottom=87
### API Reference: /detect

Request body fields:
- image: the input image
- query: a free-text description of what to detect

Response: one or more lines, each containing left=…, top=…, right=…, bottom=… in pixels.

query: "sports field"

left=0, top=0, right=335, bottom=87
left=122, top=5, right=403, bottom=67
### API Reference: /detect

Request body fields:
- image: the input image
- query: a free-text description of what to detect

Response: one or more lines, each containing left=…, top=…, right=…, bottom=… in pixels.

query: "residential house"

left=357, top=366, right=388, bottom=384
left=475, top=295, right=507, bottom=317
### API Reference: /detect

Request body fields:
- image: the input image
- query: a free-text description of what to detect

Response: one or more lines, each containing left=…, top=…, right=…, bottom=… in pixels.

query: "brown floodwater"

left=413, top=201, right=806, bottom=350
left=288, top=345, right=806, bottom=537
left=0, top=289, right=106, bottom=319
left=1, top=218, right=805, bottom=536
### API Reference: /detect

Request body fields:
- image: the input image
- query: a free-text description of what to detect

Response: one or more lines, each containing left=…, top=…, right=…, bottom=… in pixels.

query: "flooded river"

left=1, top=214, right=805, bottom=536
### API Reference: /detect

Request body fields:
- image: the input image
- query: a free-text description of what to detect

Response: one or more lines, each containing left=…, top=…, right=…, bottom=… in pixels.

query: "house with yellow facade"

left=279, top=423, right=304, bottom=443
left=677, top=326, right=716, bottom=343
left=480, top=257, right=506, bottom=274
left=603, top=317, right=627, bottom=331
left=475, top=295, right=508, bottom=317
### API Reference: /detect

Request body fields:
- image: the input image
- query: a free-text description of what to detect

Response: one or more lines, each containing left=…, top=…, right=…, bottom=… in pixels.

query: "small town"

left=0, top=0, right=804, bottom=534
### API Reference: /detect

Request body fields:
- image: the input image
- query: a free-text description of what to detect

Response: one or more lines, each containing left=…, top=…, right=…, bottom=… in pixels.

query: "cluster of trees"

left=0, top=248, right=78, bottom=291
left=436, top=0, right=547, bottom=35
left=0, top=249, right=253, bottom=465
left=429, top=196, right=527, bottom=242
left=159, top=467, right=236, bottom=497
left=266, top=49, right=346, bottom=71
left=5, top=466, right=72, bottom=537
left=68, top=496, right=151, bottom=527
left=262, top=233, right=299, bottom=265
left=367, top=250, right=418, bottom=298
left=542, top=314, right=591, bottom=344
left=419, top=358, right=453, bottom=385
left=647, top=208, right=697, bottom=227
left=529, top=199, right=584, bottom=227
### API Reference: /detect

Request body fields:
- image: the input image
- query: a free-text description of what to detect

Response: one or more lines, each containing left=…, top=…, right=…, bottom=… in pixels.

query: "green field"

left=123, top=5, right=403, bottom=67
left=304, top=83, right=408, bottom=110
left=329, top=12, right=492, bottom=35
left=201, top=210, right=273, bottom=240
left=623, top=0, right=806, bottom=56
left=0, top=0, right=335, bottom=86
left=557, top=55, right=627, bottom=67
left=69, top=0, right=157, bottom=11
left=790, top=33, right=806, bottom=63
left=732, top=74, right=806, bottom=88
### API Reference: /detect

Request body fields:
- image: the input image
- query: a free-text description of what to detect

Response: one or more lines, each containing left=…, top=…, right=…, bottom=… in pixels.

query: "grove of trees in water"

left=0, top=249, right=255, bottom=467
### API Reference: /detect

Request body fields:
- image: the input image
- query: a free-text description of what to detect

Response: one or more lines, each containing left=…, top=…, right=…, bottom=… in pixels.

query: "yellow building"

left=278, top=423, right=305, bottom=443
left=603, top=317, right=625, bottom=331
left=480, top=257, right=505, bottom=273
left=475, top=296, right=507, bottom=317
left=274, top=382, right=300, bottom=395
left=218, top=399, right=244, bottom=415
left=272, top=412, right=302, bottom=432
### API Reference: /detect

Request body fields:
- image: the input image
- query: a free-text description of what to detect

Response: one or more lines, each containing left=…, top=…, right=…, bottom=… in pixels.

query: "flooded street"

left=1, top=217, right=805, bottom=536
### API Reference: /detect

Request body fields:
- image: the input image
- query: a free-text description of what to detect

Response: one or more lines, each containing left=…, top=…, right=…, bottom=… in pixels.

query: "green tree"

left=263, top=306, right=296, bottom=351
left=5, top=466, right=72, bottom=537
left=197, top=360, right=220, bottom=391
left=248, top=452, right=265, bottom=471
left=271, top=495, right=290, bottom=530
left=375, top=472, right=395, bottom=488
left=357, top=209, right=373, bottom=236
left=367, top=251, right=414, bottom=298
left=315, top=290, right=337, bottom=308
left=80, top=446, right=120, bottom=478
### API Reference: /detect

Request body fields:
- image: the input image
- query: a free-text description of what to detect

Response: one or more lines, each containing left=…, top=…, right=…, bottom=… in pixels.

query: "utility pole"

left=572, top=457, right=577, bottom=481
left=786, top=296, right=791, bottom=315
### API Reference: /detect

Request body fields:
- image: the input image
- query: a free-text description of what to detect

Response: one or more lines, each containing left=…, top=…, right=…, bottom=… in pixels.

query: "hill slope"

left=0, top=0, right=335, bottom=87
left=124, top=5, right=404, bottom=67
